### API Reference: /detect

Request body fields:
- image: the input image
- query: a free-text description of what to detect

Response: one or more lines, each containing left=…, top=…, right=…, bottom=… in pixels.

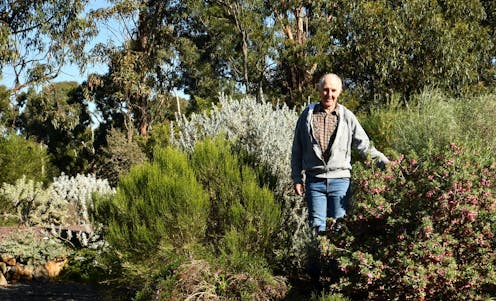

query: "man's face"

left=319, top=75, right=342, bottom=111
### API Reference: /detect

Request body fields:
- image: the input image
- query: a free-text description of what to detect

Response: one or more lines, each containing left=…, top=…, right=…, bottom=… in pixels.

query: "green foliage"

left=141, top=121, right=171, bottom=160
left=86, top=0, right=181, bottom=138
left=0, top=0, right=97, bottom=90
left=0, top=229, right=69, bottom=266
left=335, top=0, right=494, bottom=106
left=92, top=146, right=210, bottom=269
left=91, top=137, right=285, bottom=298
left=147, top=0, right=495, bottom=107
left=319, top=144, right=496, bottom=300
left=190, top=136, right=282, bottom=268
left=172, top=95, right=310, bottom=274
left=135, top=259, right=289, bottom=301
left=177, top=0, right=270, bottom=103
left=311, top=292, right=350, bottom=301
left=0, top=133, right=55, bottom=185
left=362, top=89, right=496, bottom=162
left=95, top=128, right=147, bottom=187
left=60, top=248, right=121, bottom=283
left=0, top=85, right=14, bottom=128
left=17, top=82, right=94, bottom=175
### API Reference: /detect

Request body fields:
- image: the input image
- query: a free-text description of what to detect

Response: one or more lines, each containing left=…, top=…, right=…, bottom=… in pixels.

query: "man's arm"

left=350, top=113, right=389, bottom=168
left=291, top=114, right=305, bottom=193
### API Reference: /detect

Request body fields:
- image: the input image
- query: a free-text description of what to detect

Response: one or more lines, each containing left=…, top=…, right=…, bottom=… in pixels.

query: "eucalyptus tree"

left=176, top=0, right=274, bottom=103
left=86, top=0, right=180, bottom=139
left=264, top=0, right=344, bottom=107
left=0, top=0, right=96, bottom=93
left=333, top=0, right=495, bottom=107
left=0, top=85, right=13, bottom=130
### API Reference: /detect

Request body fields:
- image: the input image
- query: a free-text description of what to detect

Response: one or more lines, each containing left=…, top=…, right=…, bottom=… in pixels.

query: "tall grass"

left=362, top=88, right=495, bottom=163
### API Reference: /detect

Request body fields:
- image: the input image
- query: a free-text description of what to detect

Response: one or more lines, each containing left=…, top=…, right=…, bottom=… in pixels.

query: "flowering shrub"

left=320, top=144, right=496, bottom=300
left=171, top=95, right=310, bottom=272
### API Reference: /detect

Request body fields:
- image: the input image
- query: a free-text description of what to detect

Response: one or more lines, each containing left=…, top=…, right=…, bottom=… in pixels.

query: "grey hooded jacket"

left=291, top=103, right=389, bottom=184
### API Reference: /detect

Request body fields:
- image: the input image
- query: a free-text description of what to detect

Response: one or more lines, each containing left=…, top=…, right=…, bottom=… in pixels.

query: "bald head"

left=318, top=73, right=342, bottom=112
left=319, top=73, right=342, bottom=92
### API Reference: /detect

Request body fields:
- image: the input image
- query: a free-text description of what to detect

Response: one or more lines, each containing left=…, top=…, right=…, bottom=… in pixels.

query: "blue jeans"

left=306, top=177, right=351, bottom=232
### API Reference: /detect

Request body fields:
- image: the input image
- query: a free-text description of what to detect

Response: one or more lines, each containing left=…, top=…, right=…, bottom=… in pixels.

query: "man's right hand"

left=294, top=183, right=305, bottom=196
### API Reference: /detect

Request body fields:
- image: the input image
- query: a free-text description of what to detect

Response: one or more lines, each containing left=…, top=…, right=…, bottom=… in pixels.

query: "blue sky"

left=0, top=0, right=115, bottom=89
left=1, top=0, right=189, bottom=103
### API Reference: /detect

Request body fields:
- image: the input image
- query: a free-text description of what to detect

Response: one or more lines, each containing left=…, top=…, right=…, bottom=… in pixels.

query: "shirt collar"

left=315, top=103, right=339, bottom=115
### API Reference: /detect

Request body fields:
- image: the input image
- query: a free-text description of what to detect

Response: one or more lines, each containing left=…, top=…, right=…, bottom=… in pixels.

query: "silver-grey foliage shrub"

left=1, top=176, right=58, bottom=226
left=0, top=174, right=115, bottom=248
left=171, top=94, right=310, bottom=272
left=50, top=173, right=115, bottom=248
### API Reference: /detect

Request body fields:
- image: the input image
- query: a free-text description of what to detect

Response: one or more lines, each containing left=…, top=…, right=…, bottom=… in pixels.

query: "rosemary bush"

left=92, top=146, right=210, bottom=270
left=190, top=136, right=281, bottom=269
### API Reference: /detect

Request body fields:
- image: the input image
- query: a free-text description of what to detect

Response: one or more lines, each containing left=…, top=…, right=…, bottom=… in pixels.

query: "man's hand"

left=294, top=183, right=305, bottom=196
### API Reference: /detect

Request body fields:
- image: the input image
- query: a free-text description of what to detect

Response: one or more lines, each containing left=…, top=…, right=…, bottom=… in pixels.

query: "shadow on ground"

left=0, top=281, right=117, bottom=301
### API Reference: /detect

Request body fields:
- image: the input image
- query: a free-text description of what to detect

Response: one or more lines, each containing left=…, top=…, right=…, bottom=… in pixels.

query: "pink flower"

left=480, top=179, right=491, bottom=187
left=367, top=273, right=374, bottom=284
left=466, top=210, right=478, bottom=222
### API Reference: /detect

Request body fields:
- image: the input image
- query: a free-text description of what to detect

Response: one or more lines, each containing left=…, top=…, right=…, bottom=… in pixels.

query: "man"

left=291, top=73, right=389, bottom=234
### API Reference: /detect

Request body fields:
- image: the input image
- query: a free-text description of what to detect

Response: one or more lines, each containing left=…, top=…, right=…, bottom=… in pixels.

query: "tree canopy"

left=0, top=0, right=495, bottom=177
left=0, top=0, right=97, bottom=92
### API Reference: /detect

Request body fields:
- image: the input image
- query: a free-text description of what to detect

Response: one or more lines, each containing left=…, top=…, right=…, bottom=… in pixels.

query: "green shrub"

left=320, top=144, right=496, bottom=300
left=190, top=136, right=282, bottom=269
left=311, top=292, right=350, bottom=301
left=362, top=89, right=496, bottom=163
left=95, top=128, right=147, bottom=187
left=140, top=121, right=171, bottom=160
left=0, top=133, right=55, bottom=185
left=171, top=95, right=310, bottom=274
left=60, top=248, right=122, bottom=283
left=92, top=146, right=210, bottom=269
left=0, top=228, right=69, bottom=266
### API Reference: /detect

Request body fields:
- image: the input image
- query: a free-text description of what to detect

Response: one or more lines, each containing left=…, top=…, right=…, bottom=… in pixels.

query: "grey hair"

left=318, top=73, right=343, bottom=90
